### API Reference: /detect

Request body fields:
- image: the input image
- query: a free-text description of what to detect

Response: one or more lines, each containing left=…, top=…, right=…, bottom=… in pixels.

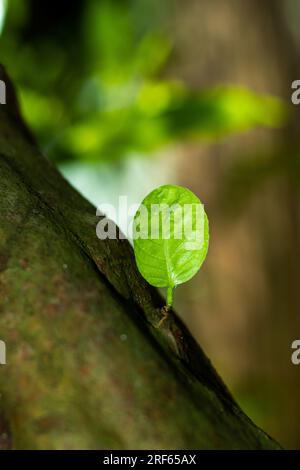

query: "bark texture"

left=0, top=65, right=281, bottom=449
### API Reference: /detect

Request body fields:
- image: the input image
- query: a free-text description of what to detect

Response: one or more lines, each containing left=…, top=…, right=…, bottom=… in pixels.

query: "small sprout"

left=133, top=185, right=209, bottom=326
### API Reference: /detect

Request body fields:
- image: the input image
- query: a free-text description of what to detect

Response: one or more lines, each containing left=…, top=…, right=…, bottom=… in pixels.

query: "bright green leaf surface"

left=133, top=185, right=209, bottom=305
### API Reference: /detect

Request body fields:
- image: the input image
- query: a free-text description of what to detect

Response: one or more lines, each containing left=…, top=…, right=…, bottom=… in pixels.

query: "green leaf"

left=133, top=185, right=209, bottom=306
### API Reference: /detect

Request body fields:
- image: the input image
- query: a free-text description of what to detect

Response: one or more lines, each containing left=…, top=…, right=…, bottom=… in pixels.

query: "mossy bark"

left=0, top=65, right=281, bottom=450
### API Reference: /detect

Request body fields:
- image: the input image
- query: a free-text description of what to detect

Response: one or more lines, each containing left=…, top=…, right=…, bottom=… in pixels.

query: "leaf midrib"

left=163, top=239, right=174, bottom=288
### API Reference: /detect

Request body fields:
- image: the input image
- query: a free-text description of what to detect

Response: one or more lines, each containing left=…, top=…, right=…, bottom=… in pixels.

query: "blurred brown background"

left=172, top=0, right=300, bottom=449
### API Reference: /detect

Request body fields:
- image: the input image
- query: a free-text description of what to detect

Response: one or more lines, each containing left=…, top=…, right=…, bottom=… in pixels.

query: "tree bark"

left=0, top=65, right=280, bottom=450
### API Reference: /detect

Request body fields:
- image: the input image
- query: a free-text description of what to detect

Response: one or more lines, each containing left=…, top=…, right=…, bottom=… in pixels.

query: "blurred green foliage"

left=0, top=0, right=288, bottom=163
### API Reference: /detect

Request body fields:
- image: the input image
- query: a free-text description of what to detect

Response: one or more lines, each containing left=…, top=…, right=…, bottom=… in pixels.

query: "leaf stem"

left=167, top=287, right=173, bottom=307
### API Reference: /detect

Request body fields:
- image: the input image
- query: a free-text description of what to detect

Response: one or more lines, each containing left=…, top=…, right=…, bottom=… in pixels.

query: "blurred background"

left=1, top=0, right=300, bottom=449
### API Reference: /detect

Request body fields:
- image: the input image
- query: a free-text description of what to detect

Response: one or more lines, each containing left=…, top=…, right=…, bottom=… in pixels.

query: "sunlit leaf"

left=133, top=185, right=209, bottom=306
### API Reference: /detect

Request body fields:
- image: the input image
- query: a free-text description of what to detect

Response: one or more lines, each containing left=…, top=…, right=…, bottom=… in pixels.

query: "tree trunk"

left=0, top=65, right=280, bottom=450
